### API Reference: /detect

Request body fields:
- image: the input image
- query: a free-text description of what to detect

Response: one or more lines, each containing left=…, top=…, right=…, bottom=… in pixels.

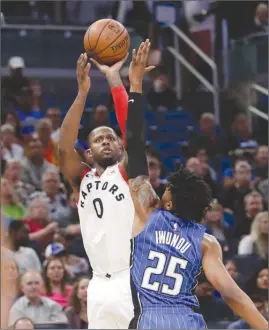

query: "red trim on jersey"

left=111, top=86, right=128, bottom=147
left=81, top=168, right=91, bottom=183
left=118, top=163, right=128, bottom=184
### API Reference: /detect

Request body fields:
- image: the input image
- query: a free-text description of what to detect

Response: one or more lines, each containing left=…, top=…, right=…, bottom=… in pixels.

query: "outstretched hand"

left=90, top=53, right=129, bottom=77
left=129, top=39, right=155, bottom=85
left=77, top=53, right=91, bottom=94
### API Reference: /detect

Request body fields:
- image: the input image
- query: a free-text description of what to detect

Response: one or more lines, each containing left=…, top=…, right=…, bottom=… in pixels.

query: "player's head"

left=86, top=126, right=122, bottom=167
left=162, top=164, right=212, bottom=222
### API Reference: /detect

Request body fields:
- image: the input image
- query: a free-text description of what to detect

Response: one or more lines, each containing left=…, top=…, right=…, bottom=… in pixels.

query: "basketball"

left=84, top=19, right=130, bottom=65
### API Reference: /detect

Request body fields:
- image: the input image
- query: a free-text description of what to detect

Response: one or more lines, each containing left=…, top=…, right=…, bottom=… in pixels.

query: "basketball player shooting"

left=59, top=40, right=154, bottom=329
left=125, top=74, right=268, bottom=329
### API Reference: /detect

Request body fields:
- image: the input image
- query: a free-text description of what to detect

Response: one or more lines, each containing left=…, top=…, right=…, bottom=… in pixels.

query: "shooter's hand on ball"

left=77, top=53, right=91, bottom=94
left=90, top=53, right=129, bottom=77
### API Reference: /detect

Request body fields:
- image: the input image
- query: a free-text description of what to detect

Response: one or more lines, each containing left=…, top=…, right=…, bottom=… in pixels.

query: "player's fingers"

left=145, top=66, right=155, bottom=73
left=77, top=54, right=83, bottom=66
left=132, top=49, right=136, bottom=63
left=142, top=40, right=151, bottom=63
left=85, top=62, right=91, bottom=74
left=120, top=52, right=129, bottom=65
left=136, top=42, right=144, bottom=62
left=90, top=58, right=101, bottom=69
left=81, top=53, right=88, bottom=67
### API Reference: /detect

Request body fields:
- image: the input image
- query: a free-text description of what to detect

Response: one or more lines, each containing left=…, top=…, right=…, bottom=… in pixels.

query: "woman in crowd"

left=65, top=277, right=89, bottom=329
left=238, top=211, right=268, bottom=260
left=2, top=109, right=22, bottom=142
left=43, top=256, right=72, bottom=308
left=1, top=178, right=24, bottom=220
left=246, top=263, right=268, bottom=299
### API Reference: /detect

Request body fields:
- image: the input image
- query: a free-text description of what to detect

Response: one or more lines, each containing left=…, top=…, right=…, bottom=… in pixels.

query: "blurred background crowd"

left=1, top=1, right=268, bottom=329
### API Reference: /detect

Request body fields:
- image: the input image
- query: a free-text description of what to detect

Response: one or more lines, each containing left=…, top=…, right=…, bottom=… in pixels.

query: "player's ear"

left=164, top=200, right=173, bottom=211
left=85, top=148, right=92, bottom=159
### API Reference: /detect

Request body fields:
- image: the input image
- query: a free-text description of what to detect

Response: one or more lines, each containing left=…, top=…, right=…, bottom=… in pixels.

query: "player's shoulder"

left=201, top=233, right=222, bottom=254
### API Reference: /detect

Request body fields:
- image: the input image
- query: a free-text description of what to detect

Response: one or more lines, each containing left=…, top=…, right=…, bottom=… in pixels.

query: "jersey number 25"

left=141, top=250, right=188, bottom=296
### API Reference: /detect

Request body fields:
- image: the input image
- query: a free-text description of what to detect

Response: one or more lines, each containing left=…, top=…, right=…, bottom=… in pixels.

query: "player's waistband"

left=140, top=305, right=200, bottom=314
left=92, top=267, right=130, bottom=279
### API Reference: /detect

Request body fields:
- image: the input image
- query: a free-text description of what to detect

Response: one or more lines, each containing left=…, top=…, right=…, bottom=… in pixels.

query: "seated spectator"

left=49, top=233, right=89, bottom=278
left=65, top=277, right=89, bottom=329
left=232, top=191, right=264, bottom=239
left=189, top=113, right=227, bottom=157
left=186, top=157, right=220, bottom=198
left=238, top=211, right=268, bottom=260
left=34, top=118, right=58, bottom=166
left=43, top=257, right=72, bottom=308
left=8, top=270, right=68, bottom=327
left=16, top=85, right=44, bottom=137
left=220, top=161, right=253, bottom=218
left=1, top=124, right=24, bottom=161
left=147, top=150, right=166, bottom=198
left=1, top=141, right=7, bottom=175
left=228, top=295, right=267, bottom=329
left=45, top=107, right=62, bottom=143
left=3, top=160, right=35, bottom=206
left=227, top=113, right=259, bottom=152
left=29, top=169, right=69, bottom=224
left=13, top=317, right=35, bottom=329
left=1, top=178, right=24, bottom=220
left=223, top=159, right=253, bottom=190
left=254, top=145, right=268, bottom=182
left=2, top=56, right=30, bottom=109
left=195, top=273, right=234, bottom=323
left=23, top=198, right=58, bottom=250
left=1, top=109, right=22, bottom=141
left=20, top=138, right=57, bottom=190
left=196, top=148, right=217, bottom=181
left=2, top=220, right=41, bottom=275
left=258, top=178, right=268, bottom=204
left=147, top=73, right=178, bottom=109
left=245, top=263, right=268, bottom=299
left=30, top=80, right=43, bottom=112
left=224, top=259, right=245, bottom=289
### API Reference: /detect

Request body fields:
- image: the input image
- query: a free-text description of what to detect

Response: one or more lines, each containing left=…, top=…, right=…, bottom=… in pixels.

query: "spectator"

left=1, top=124, right=24, bottom=161
left=23, top=198, right=58, bottom=250
left=228, top=113, right=259, bottom=152
left=147, top=151, right=166, bottom=198
left=195, top=273, right=234, bottom=323
left=232, top=191, right=264, bottom=239
left=147, top=73, right=178, bottom=109
left=228, top=295, right=267, bottom=329
left=189, top=113, right=226, bottom=157
left=2, top=220, right=41, bottom=274
left=34, top=118, right=58, bottom=166
left=20, top=138, right=57, bottom=190
left=254, top=145, right=268, bottom=181
left=238, top=211, right=268, bottom=260
left=29, top=169, right=69, bottom=224
left=49, top=233, right=89, bottom=278
left=196, top=148, right=217, bottom=181
left=3, top=159, right=35, bottom=206
left=30, top=80, right=43, bottom=112
left=1, top=178, right=24, bottom=220
left=223, top=159, right=252, bottom=190
left=1, top=109, right=22, bottom=141
left=13, top=317, right=35, bottom=329
left=220, top=161, right=253, bottom=217
left=8, top=270, right=68, bottom=326
left=258, top=178, right=268, bottom=204
left=224, top=259, right=245, bottom=289
left=65, top=277, right=89, bottom=329
left=2, top=56, right=30, bottom=108
left=1, top=141, right=7, bottom=175
left=186, top=157, right=219, bottom=198
left=45, top=107, right=62, bottom=143
left=43, top=257, right=72, bottom=308
left=246, top=263, right=268, bottom=299
left=15, top=86, right=44, bottom=137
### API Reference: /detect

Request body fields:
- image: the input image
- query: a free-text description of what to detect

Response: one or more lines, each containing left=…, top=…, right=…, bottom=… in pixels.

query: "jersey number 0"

left=141, top=250, right=188, bottom=296
left=93, top=198, right=104, bottom=218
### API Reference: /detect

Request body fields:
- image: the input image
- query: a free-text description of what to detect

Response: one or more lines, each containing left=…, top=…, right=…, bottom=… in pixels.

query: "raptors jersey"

left=77, top=163, right=134, bottom=276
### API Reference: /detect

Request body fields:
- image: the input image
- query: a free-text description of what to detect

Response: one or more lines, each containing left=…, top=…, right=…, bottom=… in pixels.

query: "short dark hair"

left=249, top=294, right=266, bottom=304
left=8, top=220, right=26, bottom=235
left=87, top=126, right=117, bottom=146
left=167, top=165, right=212, bottom=222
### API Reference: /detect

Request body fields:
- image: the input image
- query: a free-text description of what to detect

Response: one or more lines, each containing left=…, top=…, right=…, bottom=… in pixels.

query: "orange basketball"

left=84, top=19, right=130, bottom=65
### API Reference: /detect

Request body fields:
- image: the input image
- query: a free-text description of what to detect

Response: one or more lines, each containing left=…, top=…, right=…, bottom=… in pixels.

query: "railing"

left=249, top=83, right=268, bottom=121
left=167, top=24, right=220, bottom=124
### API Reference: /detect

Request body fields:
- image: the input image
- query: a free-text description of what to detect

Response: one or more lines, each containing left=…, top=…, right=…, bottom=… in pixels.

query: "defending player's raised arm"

left=202, top=234, right=268, bottom=330
left=90, top=55, right=129, bottom=146
left=59, top=53, right=90, bottom=191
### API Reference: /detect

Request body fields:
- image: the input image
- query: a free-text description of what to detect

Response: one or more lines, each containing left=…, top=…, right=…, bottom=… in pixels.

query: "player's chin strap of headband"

left=126, top=92, right=148, bottom=179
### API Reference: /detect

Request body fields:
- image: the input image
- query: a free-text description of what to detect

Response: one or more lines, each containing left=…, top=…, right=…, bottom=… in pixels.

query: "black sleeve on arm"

left=126, top=92, right=148, bottom=179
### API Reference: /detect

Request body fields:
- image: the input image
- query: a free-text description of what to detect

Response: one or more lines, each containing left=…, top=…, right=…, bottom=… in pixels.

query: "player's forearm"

left=223, top=290, right=268, bottom=329
left=111, top=86, right=128, bottom=147
left=106, top=72, right=123, bottom=88
left=59, top=91, right=87, bottom=151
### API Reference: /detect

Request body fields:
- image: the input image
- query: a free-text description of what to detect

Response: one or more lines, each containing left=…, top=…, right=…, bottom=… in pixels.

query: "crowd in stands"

left=1, top=1, right=268, bottom=327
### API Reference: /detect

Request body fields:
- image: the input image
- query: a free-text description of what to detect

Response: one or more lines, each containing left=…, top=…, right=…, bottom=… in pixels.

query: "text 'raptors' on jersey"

left=77, top=163, right=134, bottom=276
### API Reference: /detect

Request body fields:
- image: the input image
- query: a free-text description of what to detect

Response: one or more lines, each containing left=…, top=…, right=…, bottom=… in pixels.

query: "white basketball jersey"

left=77, top=163, right=134, bottom=276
